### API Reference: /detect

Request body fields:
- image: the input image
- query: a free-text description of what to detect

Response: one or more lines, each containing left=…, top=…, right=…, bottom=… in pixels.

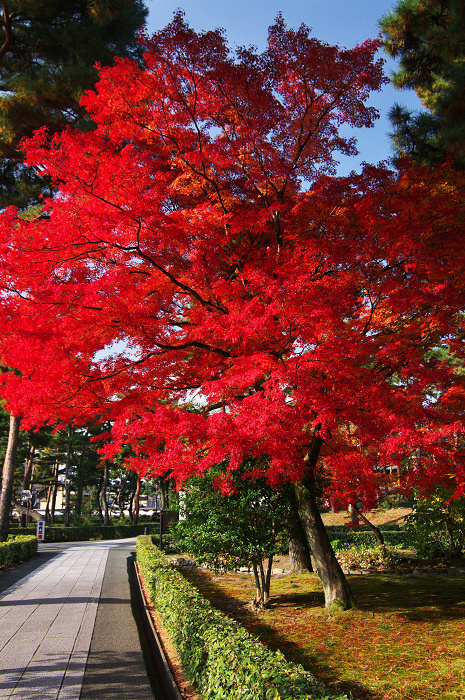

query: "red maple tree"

left=1, top=13, right=464, bottom=606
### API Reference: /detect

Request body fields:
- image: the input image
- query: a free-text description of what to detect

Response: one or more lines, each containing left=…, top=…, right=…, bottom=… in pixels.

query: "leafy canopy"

left=0, top=13, right=464, bottom=509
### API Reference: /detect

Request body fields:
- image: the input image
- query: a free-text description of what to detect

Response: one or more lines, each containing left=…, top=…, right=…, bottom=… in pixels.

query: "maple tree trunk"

left=294, top=438, right=356, bottom=609
left=289, top=532, right=314, bottom=573
left=353, top=505, right=385, bottom=548
left=295, top=477, right=356, bottom=609
left=0, top=414, right=21, bottom=542
left=287, top=490, right=313, bottom=572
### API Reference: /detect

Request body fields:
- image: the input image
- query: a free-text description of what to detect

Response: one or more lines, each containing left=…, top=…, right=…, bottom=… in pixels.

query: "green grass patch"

left=182, top=568, right=465, bottom=700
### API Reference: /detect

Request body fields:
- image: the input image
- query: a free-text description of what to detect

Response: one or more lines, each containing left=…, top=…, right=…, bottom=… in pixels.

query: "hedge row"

left=136, top=535, right=348, bottom=700
left=0, top=535, right=37, bottom=567
left=9, top=523, right=159, bottom=542
left=325, top=525, right=414, bottom=550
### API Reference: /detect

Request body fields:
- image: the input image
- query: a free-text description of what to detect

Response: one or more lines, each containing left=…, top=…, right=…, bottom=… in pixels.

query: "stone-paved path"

left=0, top=539, right=156, bottom=699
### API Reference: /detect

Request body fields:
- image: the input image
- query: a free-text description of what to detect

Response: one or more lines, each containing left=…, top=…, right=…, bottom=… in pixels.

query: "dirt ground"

left=321, top=506, right=411, bottom=527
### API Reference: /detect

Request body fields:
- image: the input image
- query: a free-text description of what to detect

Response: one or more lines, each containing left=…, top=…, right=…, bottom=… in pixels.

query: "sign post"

left=36, top=520, right=45, bottom=542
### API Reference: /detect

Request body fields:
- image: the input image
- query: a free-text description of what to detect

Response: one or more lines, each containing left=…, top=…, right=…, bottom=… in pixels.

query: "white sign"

left=36, top=521, right=45, bottom=542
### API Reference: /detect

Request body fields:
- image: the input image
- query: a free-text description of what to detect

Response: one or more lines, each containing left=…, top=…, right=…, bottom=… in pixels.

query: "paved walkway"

left=0, top=539, right=157, bottom=699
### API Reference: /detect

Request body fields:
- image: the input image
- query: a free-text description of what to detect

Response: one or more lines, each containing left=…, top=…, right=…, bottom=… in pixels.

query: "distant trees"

left=0, top=406, right=158, bottom=534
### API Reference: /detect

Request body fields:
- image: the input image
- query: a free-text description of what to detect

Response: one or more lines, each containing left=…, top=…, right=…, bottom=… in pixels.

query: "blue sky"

left=144, top=0, right=422, bottom=174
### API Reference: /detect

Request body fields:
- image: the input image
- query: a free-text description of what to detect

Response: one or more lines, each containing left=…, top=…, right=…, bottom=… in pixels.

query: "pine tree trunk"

left=157, top=475, right=169, bottom=510
left=294, top=437, right=356, bottom=610
left=44, top=479, right=53, bottom=523
left=12, top=499, right=42, bottom=522
left=96, top=477, right=104, bottom=524
left=49, top=461, right=59, bottom=524
left=63, top=427, right=72, bottom=527
left=0, top=414, right=21, bottom=542
left=101, top=461, right=109, bottom=526
left=21, top=444, right=35, bottom=526
left=75, top=436, right=86, bottom=520
left=22, top=444, right=34, bottom=489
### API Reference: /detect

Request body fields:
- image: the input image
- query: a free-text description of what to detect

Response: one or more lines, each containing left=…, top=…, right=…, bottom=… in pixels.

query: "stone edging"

left=342, top=567, right=465, bottom=576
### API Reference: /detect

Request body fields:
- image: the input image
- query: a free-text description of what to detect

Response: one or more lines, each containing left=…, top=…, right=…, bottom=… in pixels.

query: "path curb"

left=132, top=562, right=183, bottom=700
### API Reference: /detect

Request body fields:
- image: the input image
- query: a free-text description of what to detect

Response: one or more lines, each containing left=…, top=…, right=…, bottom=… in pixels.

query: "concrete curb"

left=132, top=563, right=183, bottom=700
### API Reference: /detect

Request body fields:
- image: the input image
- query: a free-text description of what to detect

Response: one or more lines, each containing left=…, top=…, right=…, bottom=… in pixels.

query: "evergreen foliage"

left=174, top=461, right=290, bottom=606
left=380, top=0, right=465, bottom=166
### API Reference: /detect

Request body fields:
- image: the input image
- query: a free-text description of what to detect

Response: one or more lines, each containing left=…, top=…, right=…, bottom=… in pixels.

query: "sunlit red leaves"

left=0, top=14, right=464, bottom=503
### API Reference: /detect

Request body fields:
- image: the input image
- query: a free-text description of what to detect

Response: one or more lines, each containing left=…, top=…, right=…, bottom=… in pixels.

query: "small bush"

left=405, top=492, right=465, bottom=558
left=137, top=536, right=348, bottom=700
left=330, top=539, right=343, bottom=552
left=0, top=535, right=37, bottom=567
left=336, top=546, right=401, bottom=571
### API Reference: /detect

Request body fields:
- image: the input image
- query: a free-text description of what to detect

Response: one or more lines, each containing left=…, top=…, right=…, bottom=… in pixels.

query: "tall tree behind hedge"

left=0, top=0, right=148, bottom=209
left=380, top=0, right=465, bottom=167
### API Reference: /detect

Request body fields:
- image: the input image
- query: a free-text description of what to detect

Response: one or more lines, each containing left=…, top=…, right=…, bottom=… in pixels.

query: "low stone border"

left=343, top=567, right=465, bottom=576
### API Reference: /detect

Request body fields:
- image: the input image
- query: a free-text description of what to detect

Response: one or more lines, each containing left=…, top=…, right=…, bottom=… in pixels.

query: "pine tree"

left=380, top=0, right=465, bottom=167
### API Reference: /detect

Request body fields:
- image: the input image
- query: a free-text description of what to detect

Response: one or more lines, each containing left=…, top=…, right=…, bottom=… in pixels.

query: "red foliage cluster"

left=1, top=13, right=464, bottom=504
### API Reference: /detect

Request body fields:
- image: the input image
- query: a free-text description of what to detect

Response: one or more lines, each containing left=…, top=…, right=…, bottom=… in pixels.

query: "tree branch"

left=0, top=2, right=13, bottom=61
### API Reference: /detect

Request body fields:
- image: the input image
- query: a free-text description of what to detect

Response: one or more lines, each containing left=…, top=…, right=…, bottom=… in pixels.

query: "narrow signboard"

left=36, top=520, right=45, bottom=542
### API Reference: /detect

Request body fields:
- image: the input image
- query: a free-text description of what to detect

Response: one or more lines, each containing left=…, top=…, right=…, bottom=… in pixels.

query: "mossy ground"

left=182, top=567, right=465, bottom=700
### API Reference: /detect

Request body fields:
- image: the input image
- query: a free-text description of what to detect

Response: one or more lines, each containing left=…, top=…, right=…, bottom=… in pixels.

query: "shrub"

left=137, top=536, right=349, bottom=700
left=0, top=535, right=37, bottom=567
left=405, top=490, right=465, bottom=558
left=330, top=539, right=343, bottom=552
left=336, top=546, right=401, bottom=571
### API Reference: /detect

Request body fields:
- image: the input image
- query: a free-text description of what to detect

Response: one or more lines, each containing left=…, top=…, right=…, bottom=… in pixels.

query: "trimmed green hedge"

left=325, top=525, right=415, bottom=550
left=9, top=523, right=158, bottom=543
left=137, top=536, right=348, bottom=700
left=1, top=535, right=37, bottom=567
